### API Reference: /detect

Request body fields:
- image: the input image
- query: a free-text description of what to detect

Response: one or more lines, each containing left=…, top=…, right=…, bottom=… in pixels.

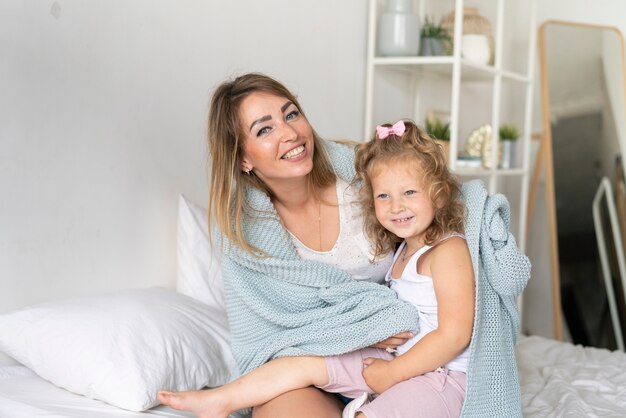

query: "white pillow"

left=176, top=195, right=225, bottom=311
left=0, top=287, right=235, bottom=411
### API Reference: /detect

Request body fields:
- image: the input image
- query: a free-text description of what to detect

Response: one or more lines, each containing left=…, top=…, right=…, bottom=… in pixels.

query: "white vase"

left=461, top=34, right=491, bottom=64
left=377, top=0, right=420, bottom=56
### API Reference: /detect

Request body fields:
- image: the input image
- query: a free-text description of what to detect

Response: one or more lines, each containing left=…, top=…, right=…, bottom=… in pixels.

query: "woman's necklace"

left=317, top=199, right=322, bottom=251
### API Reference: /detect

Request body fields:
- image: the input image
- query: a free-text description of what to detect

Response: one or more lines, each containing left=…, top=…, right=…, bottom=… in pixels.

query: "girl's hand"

left=370, top=332, right=413, bottom=350
left=362, top=357, right=397, bottom=393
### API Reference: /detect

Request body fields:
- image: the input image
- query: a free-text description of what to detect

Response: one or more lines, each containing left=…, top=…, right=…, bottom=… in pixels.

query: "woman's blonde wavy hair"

left=208, top=73, right=336, bottom=255
left=354, top=120, right=465, bottom=259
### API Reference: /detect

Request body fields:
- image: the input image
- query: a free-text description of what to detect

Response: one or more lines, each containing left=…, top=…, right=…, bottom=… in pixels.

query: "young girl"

left=158, top=120, right=475, bottom=418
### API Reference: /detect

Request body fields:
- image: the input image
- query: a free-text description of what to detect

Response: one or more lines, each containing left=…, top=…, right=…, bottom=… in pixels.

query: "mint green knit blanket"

left=460, top=180, right=531, bottom=418
left=221, top=140, right=530, bottom=417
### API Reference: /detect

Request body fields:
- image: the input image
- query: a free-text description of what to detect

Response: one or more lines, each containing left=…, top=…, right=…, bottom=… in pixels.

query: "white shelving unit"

left=364, top=0, right=537, bottom=250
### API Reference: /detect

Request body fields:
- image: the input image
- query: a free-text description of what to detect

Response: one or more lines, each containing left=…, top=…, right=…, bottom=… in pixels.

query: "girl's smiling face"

left=239, top=92, right=315, bottom=187
left=371, top=160, right=436, bottom=248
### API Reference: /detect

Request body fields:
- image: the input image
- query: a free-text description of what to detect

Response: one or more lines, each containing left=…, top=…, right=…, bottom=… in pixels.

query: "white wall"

left=0, top=0, right=368, bottom=317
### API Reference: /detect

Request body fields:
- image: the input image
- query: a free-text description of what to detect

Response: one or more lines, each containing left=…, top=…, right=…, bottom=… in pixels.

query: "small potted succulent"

left=499, top=123, right=519, bottom=169
left=419, top=16, right=452, bottom=56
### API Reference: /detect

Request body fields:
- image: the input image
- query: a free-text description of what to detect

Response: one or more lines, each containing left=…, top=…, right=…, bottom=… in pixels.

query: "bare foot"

left=157, top=389, right=230, bottom=418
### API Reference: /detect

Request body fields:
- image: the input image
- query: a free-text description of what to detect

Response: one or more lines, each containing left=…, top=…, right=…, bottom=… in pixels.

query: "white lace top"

left=289, top=179, right=392, bottom=283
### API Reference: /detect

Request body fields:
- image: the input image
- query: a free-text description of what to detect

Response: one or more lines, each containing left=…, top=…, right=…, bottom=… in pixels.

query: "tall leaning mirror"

left=531, top=21, right=626, bottom=349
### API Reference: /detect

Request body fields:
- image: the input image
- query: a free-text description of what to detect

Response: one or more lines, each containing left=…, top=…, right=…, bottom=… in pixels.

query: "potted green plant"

left=499, top=123, right=519, bottom=169
left=419, top=16, right=452, bottom=56
left=499, top=124, right=519, bottom=141
left=425, top=115, right=450, bottom=160
left=425, top=116, right=450, bottom=141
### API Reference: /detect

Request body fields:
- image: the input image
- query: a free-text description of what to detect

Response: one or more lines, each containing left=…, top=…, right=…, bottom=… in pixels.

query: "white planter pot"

left=462, top=34, right=491, bottom=65
left=500, top=140, right=516, bottom=169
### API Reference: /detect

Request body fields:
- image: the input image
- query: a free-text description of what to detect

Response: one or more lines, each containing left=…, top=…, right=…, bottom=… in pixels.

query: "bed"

left=517, top=335, right=626, bottom=417
left=2, top=196, right=626, bottom=418
left=1, top=335, right=625, bottom=418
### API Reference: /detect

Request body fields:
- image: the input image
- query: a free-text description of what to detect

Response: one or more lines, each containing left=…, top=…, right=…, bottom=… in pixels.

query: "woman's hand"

left=362, top=358, right=398, bottom=394
left=370, top=332, right=413, bottom=350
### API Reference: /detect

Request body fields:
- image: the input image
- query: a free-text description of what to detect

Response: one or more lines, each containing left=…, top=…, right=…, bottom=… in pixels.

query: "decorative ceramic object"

left=481, top=141, right=502, bottom=169
left=465, top=124, right=491, bottom=157
left=465, top=124, right=502, bottom=168
left=441, top=7, right=494, bottom=63
left=378, top=0, right=420, bottom=56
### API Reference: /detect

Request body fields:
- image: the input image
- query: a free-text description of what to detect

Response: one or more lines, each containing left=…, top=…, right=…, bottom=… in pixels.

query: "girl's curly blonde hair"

left=354, top=120, right=465, bottom=259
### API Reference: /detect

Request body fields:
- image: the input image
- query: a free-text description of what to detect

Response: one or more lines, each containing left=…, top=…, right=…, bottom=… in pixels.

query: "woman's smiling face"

left=239, top=92, right=315, bottom=187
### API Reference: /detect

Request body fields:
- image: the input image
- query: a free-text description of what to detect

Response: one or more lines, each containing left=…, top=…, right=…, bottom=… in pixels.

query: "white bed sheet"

left=516, top=335, right=626, bottom=417
left=0, top=366, right=245, bottom=418
left=4, top=337, right=626, bottom=418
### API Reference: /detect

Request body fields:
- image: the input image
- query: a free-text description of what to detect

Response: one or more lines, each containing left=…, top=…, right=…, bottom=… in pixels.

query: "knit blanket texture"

left=460, top=180, right=531, bottom=417
left=220, top=140, right=531, bottom=417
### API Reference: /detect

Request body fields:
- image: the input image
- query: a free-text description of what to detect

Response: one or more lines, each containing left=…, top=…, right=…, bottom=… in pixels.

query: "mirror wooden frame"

left=530, top=20, right=626, bottom=342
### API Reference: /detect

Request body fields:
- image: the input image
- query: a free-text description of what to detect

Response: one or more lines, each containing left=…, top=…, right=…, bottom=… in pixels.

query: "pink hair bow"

left=376, top=120, right=406, bottom=139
